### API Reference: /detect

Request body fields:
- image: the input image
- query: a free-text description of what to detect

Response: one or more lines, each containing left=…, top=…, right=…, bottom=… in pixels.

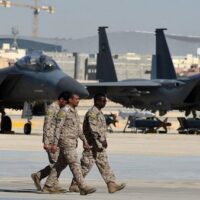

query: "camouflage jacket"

left=53, top=105, right=87, bottom=149
left=83, top=106, right=107, bottom=149
left=43, top=101, right=60, bottom=145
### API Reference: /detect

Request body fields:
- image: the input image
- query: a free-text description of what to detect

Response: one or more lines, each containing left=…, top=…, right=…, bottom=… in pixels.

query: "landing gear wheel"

left=24, top=123, right=32, bottom=135
left=1, top=116, right=12, bottom=132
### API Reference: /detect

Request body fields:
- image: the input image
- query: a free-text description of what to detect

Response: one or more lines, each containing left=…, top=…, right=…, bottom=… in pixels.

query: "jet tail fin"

left=96, top=26, right=118, bottom=82
left=154, top=28, right=177, bottom=79
left=151, top=54, right=157, bottom=79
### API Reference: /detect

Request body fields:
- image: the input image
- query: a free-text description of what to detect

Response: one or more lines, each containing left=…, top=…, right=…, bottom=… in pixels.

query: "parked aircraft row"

left=1, top=26, right=200, bottom=134
left=86, top=27, right=200, bottom=119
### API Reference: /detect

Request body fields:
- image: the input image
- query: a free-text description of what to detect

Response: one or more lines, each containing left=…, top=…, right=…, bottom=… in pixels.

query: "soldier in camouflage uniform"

left=31, top=92, right=70, bottom=191
left=69, top=93, right=126, bottom=193
left=42, top=93, right=96, bottom=195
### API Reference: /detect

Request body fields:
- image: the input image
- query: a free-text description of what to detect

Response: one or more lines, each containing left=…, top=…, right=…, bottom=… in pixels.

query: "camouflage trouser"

left=36, top=149, right=59, bottom=182
left=47, top=150, right=60, bottom=164
left=72, top=149, right=116, bottom=184
left=45, top=148, right=86, bottom=189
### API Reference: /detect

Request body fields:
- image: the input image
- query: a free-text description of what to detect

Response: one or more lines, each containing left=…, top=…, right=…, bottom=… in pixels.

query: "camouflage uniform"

left=73, top=106, right=116, bottom=184
left=44, top=105, right=88, bottom=189
left=35, top=101, right=60, bottom=181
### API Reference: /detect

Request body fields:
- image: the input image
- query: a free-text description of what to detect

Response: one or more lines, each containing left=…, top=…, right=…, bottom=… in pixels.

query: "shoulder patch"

left=57, top=110, right=66, bottom=118
left=47, top=110, right=53, bottom=116
left=89, top=113, right=97, bottom=120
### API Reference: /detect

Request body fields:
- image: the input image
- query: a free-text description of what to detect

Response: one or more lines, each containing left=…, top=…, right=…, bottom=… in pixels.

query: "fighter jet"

left=0, top=52, right=88, bottom=134
left=86, top=27, right=200, bottom=117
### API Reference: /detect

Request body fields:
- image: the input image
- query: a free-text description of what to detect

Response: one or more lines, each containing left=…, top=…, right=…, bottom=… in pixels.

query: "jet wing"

left=84, top=81, right=161, bottom=96
left=85, top=81, right=161, bottom=87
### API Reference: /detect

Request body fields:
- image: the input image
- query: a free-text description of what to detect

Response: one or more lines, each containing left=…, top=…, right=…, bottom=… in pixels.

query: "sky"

left=0, top=0, right=200, bottom=39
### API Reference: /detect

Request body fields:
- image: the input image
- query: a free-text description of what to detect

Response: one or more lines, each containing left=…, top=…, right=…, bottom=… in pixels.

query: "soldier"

left=31, top=91, right=70, bottom=191
left=69, top=93, right=126, bottom=193
left=42, top=93, right=96, bottom=195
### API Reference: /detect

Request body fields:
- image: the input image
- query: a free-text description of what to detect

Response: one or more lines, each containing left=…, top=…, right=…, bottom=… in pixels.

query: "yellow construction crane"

left=0, top=0, right=54, bottom=37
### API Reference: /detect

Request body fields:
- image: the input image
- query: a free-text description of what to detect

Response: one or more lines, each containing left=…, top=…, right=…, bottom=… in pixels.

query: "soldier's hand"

left=102, top=140, right=108, bottom=148
left=83, top=142, right=93, bottom=150
left=43, top=144, right=50, bottom=151
left=51, top=144, right=58, bottom=153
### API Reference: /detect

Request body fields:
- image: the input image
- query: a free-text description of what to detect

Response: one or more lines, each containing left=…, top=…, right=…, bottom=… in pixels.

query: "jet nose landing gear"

left=1, top=111, right=12, bottom=133
left=24, top=120, right=32, bottom=135
left=22, top=102, right=33, bottom=135
left=0, top=110, right=32, bottom=134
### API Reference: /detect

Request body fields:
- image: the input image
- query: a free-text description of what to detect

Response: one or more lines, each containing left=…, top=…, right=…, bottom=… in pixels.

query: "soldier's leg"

left=66, top=149, right=86, bottom=188
left=35, top=165, right=51, bottom=180
left=95, top=150, right=116, bottom=183
left=69, top=149, right=95, bottom=192
left=66, top=149, right=96, bottom=195
left=81, top=149, right=95, bottom=177
left=44, top=151, right=67, bottom=188
left=47, top=150, right=60, bottom=164
left=42, top=150, right=60, bottom=181
left=96, top=150, right=125, bottom=193
left=31, top=150, right=60, bottom=191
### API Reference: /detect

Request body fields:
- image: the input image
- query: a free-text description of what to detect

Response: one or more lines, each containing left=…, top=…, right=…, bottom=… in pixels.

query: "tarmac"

left=1, top=133, right=200, bottom=200
left=1, top=101, right=200, bottom=200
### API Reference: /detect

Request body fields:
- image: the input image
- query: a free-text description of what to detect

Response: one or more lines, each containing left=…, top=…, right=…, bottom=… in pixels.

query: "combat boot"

left=69, top=182, right=80, bottom=192
left=42, top=185, right=67, bottom=194
left=80, top=185, right=96, bottom=195
left=31, top=173, right=41, bottom=191
left=107, top=182, right=126, bottom=193
left=54, top=185, right=66, bottom=192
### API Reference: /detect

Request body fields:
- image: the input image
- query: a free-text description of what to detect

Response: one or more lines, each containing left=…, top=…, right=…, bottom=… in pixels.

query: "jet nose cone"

left=57, top=76, right=89, bottom=98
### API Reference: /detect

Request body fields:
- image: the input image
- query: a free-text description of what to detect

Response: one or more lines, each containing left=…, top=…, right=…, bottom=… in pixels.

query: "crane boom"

left=0, top=0, right=54, bottom=37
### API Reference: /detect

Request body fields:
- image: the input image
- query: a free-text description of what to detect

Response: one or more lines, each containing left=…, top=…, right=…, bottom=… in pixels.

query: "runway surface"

left=1, top=133, right=200, bottom=200
left=1, top=102, right=200, bottom=199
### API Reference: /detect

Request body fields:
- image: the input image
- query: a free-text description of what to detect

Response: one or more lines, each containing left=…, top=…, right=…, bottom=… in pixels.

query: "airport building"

left=0, top=43, right=26, bottom=68
left=45, top=52, right=200, bottom=80
left=1, top=31, right=200, bottom=80
left=0, top=36, right=62, bottom=52
left=1, top=46, right=200, bottom=81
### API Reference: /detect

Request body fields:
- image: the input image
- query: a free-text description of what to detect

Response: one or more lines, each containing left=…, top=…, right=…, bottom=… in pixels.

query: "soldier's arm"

left=43, top=104, right=56, bottom=145
left=53, top=108, right=67, bottom=145
left=77, top=116, right=88, bottom=144
left=88, top=113, right=106, bottom=145
left=78, top=126, right=92, bottom=150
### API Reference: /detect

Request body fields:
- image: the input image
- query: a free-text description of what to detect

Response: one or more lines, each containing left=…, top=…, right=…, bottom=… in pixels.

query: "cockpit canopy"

left=16, top=54, right=59, bottom=72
